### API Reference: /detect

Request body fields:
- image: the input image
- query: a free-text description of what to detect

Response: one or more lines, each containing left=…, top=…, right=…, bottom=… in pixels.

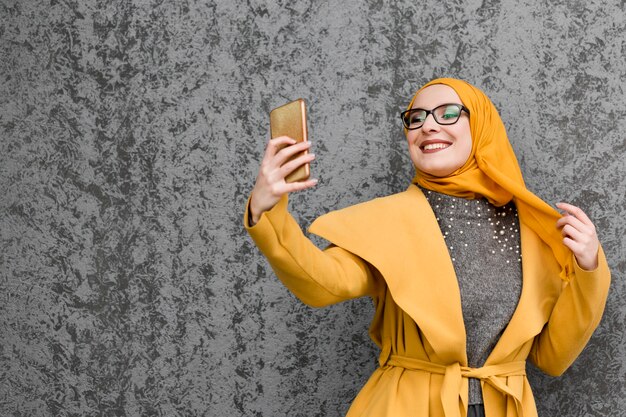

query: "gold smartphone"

left=269, top=98, right=310, bottom=183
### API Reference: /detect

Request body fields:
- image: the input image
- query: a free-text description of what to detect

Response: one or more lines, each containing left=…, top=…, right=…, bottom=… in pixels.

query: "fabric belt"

left=384, top=354, right=526, bottom=417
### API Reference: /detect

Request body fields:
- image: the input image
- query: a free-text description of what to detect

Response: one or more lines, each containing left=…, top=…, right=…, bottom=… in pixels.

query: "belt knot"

left=384, top=354, right=526, bottom=417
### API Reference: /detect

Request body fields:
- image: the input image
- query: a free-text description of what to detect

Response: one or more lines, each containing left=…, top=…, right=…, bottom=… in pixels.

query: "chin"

left=413, top=162, right=456, bottom=178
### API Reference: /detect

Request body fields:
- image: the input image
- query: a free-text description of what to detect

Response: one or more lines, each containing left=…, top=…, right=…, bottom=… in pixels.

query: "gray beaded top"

left=422, top=187, right=523, bottom=405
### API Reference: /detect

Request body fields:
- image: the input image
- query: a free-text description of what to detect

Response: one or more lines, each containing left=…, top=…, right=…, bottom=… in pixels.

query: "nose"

left=421, top=112, right=440, bottom=131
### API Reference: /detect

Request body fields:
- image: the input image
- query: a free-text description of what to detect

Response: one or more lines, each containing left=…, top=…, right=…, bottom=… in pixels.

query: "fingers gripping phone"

left=269, top=98, right=310, bottom=183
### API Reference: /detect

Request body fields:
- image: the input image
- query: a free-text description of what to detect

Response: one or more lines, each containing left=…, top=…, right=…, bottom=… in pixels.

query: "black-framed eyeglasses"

left=400, top=103, right=470, bottom=130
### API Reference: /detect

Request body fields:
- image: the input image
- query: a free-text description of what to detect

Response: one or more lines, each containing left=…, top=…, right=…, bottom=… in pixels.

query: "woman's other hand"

left=555, top=202, right=600, bottom=270
left=249, top=136, right=318, bottom=225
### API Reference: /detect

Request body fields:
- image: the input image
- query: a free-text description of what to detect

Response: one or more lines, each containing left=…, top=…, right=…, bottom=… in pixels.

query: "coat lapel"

left=309, top=185, right=468, bottom=364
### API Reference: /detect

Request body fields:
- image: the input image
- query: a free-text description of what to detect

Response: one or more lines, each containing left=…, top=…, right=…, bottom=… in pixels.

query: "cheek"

left=460, top=136, right=473, bottom=158
left=454, top=125, right=473, bottom=159
left=406, top=134, right=420, bottom=155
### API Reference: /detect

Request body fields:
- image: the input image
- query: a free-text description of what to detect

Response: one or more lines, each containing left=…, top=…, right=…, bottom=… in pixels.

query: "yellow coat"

left=244, top=185, right=611, bottom=417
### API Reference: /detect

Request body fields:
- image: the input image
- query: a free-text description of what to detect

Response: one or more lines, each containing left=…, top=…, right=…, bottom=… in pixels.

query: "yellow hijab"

left=407, top=78, right=573, bottom=281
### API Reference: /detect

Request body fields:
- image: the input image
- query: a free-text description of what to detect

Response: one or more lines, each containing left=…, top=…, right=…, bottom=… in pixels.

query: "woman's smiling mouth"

left=420, top=140, right=452, bottom=153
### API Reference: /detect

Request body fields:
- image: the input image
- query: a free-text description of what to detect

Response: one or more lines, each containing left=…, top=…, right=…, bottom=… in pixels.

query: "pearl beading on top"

left=427, top=190, right=521, bottom=263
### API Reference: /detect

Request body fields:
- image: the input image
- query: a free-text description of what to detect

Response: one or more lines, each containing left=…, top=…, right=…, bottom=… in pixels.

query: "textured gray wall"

left=1, top=0, right=624, bottom=416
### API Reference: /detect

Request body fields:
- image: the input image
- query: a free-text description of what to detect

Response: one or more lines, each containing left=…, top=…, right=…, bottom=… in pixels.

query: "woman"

left=244, top=78, right=610, bottom=417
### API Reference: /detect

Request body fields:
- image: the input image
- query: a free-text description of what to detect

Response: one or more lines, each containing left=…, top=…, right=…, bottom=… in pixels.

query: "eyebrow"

left=411, top=102, right=461, bottom=109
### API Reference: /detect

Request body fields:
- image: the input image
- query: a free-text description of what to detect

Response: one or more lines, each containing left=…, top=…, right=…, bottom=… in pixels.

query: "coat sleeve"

left=244, top=195, right=380, bottom=307
left=528, top=247, right=611, bottom=376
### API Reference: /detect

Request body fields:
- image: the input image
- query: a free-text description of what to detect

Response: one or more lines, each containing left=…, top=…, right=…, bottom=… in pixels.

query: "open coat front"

left=244, top=185, right=611, bottom=417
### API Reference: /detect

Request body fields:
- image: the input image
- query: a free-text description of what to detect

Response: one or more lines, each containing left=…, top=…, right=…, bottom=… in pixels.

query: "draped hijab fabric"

left=407, top=78, right=573, bottom=281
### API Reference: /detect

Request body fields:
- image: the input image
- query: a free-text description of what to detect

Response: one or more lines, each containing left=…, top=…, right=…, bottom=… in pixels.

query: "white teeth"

left=423, top=143, right=449, bottom=150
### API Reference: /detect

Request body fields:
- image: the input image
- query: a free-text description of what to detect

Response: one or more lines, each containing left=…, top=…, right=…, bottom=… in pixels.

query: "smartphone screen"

left=269, top=98, right=310, bottom=183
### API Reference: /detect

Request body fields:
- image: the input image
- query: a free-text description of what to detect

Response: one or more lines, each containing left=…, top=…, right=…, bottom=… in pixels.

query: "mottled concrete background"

left=1, top=0, right=624, bottom=416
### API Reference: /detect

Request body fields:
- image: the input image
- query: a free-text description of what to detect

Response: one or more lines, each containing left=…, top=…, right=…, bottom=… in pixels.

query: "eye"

left=409, top=111, right=426, bottom=124
left=441, top=105, right=461, bottom=120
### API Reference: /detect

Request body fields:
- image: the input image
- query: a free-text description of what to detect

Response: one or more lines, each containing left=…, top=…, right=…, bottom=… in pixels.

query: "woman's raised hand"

left=555, top=202, right=600, bottom=270
left=248, top=136, right=318, bottom=225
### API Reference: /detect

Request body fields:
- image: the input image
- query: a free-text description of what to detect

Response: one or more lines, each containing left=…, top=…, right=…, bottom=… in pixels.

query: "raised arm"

left=245, top=136, right=379, bottom=307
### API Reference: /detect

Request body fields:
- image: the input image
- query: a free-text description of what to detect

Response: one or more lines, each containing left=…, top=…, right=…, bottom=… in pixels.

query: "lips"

left=420, top=139, right=452, bottom=153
